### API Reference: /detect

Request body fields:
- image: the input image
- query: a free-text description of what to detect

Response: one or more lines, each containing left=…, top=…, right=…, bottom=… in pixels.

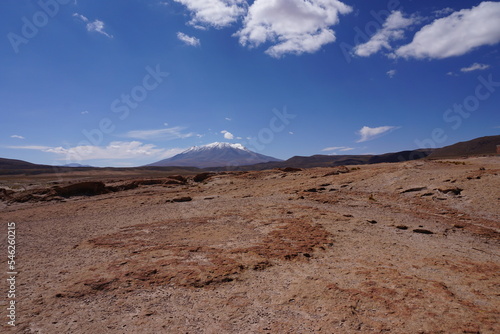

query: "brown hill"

left=0, top=157, right=51, bottom=169
left=428, top=135, right=500, bottom=159
left=209, top=149, right=433, bottom=171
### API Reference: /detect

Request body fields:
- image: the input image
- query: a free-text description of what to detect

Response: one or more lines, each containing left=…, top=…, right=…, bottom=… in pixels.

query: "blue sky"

left=1, top=0, right=499, bottom=167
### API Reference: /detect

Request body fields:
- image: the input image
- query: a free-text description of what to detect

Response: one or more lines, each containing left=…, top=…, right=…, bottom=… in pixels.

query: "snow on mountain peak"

left=206, top=142, right=248, bottom=150
left=185, top=142, right=249, bottom=153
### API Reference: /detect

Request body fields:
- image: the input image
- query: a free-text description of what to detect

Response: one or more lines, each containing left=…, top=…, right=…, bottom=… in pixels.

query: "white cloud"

left=126, top=127, right=195, bottom=140
left=356, top=126, right=399, bottom=143
left=177, top=32, right=201, bottom=46
left=73, top=13, right=88, bottom=22
left=9, top=141, right=177, bottom=161
left=225, top=117, right=232, bottom=121
left=322, top=146, right=354, bottom=152
left=87, top=20, right=113, bottom=38
left=460, top=63, right=490, bottom=72
left=73, top=13, right=113, bottom=38
left=81, top=110, right=89, bottom=115
left=44, top=142, right=164, bottom=160
left=396, top=2, right=500, bottom=59
left=386, top=69, right=396, bottom=78
left=7, top=145, right=51, bottom=150
left=221, top=130, right=234, bottom=139
left=173, top=0, right=246, bottom=28
left=289, top=131, right=294, bottom=135
left=354, top=11, right=416, bottom=57
left=235, top=0, right=352, bottom=58
left=10, top=135, right=25, bottom=140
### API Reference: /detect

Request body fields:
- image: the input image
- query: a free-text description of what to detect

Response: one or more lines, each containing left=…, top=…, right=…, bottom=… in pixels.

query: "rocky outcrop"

left=193, top=172, right=214, bottom=183
left=53, top=182, right=108, bottom=197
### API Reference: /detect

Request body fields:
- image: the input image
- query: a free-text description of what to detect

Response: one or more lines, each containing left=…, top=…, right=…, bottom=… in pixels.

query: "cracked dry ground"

left=1, top=157, right=499, bottom=333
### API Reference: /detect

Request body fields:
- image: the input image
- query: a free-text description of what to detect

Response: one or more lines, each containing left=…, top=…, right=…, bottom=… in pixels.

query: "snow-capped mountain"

left=147, top=142, right=282, bottom=168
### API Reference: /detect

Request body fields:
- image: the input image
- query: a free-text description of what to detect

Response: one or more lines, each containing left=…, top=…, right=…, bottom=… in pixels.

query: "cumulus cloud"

left=126, top=127, right=195, bottom=140
left=322, top=146, right=354, bottom=152
left=177, top=32, right=201, bottom=46
left=356, top=126, right=399, bottom=143
left=235, top=0, right=352, bottom=58
left=460, top=63, right=490, bottom=72
left=396, top=2, right=500, bottom=59
left=8, top=141, right=175, bottom=161
left=73, top=13, right=113, bottom=38
left=354, top=11, right=416, bottom=57
left=10, top=135, right=25, bottom=140
left=221, top=130, right=234, bottom=139
left=173, top=0, right=246, bottom=28
left=47, top=142, right=161, bottom=160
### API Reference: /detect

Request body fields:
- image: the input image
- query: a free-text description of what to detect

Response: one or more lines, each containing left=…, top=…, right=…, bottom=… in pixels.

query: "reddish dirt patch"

left=58, top=218, right=333, bottom=296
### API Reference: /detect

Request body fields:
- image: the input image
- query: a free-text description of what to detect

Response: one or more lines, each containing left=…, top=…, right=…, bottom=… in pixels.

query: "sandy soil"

left=1, top=157, right=499, bottom=333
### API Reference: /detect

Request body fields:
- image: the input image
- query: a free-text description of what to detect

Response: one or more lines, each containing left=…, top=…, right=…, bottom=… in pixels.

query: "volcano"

left=147, top=142, right=282, bottom=168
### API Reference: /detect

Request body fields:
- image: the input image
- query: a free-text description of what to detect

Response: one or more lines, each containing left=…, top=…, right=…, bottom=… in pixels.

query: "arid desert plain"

left=1, top=157, right=499, bottom=333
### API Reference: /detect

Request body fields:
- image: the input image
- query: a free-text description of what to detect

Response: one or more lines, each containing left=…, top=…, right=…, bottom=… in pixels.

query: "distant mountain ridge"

left=208, top=149, right=434, bottom=171
left=427, top=135, right=500, bottom=159
left=207, top=135, right=499, bottom=171
left=1, top=135, right=497, bottom=174
left=147, top=142, right=283, bottom=168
